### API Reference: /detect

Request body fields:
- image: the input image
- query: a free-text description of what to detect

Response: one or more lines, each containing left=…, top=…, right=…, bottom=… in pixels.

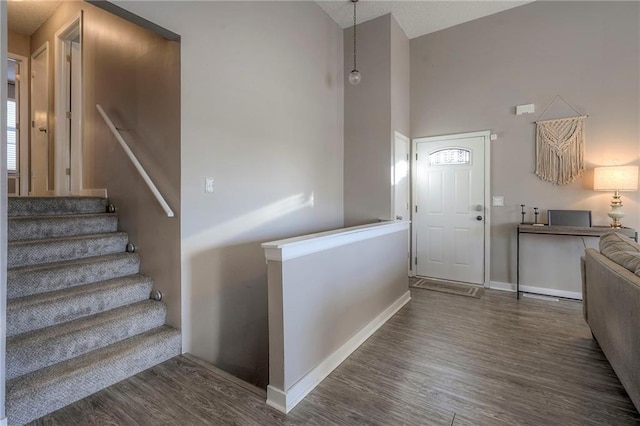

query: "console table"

left=516, top=225, right=637, bottom=299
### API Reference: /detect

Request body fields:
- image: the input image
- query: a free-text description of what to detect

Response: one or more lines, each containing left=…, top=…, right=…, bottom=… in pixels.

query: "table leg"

left=516, top=228, right=520, bottom=300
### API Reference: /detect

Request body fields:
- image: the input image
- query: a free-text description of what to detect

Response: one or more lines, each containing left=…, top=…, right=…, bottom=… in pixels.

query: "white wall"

left=410, top=1, right=640, bottom=288
left=114, top=1, right=344, bottom=388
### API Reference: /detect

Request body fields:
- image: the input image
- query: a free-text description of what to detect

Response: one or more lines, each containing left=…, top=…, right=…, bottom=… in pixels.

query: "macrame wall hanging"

left=535, top=95, right=587, bottom=185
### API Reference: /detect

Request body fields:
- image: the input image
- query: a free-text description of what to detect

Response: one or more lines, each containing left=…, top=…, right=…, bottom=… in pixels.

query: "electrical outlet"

left=205, top=177, right=215, bottom=193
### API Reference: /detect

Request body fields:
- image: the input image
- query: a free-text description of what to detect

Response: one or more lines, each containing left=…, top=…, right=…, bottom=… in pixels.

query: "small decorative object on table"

left=533, top=207, right=542, bottom=226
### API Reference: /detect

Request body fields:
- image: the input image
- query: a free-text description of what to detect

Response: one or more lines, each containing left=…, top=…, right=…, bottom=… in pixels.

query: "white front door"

left=31, top=43, right=49, bottom=196
left=414, top=133, right=488, bottom=284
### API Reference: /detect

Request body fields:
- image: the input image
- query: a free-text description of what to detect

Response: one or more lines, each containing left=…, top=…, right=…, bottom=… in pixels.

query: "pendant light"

left=348, top=0, right=362, bottom=85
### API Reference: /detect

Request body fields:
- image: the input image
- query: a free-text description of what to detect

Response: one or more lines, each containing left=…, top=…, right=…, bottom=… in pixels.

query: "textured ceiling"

left=316, top=0, right=533, bottom=39
left=7, top=0, right=61, bottom=36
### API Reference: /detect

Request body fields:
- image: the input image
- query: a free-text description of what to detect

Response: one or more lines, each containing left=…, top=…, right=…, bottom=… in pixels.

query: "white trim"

left=0, top=417, right=6, bottom=426
left=483, top=131, right=491, bottom=286
left=54, top=13, right=83, bottom=196
left=266, top=291, right=411, bottom=413
left=262, top=220, right=410, bottom=261
left=490, top=281, right=582, bottom=300
left=7, top=52, right=29, bottom=196
left=411, top=131, right=491, bottom=286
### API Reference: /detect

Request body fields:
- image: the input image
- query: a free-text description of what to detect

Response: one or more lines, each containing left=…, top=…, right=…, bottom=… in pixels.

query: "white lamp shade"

left=593, top=166, right=639, bottom=191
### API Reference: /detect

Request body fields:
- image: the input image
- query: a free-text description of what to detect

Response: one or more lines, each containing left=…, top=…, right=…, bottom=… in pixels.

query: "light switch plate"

left=205, top=177, right=215, bottom=193
left=492, top=196, right=505, bottom=207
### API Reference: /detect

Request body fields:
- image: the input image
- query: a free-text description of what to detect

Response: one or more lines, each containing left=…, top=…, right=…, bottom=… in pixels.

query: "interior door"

left=415, top=135, right=485, bottom=284
left=31, top=44, right=49, bottom=195
left=394, top=132, right=411, bottom=271
left=393, top=132, right=410, bottom=222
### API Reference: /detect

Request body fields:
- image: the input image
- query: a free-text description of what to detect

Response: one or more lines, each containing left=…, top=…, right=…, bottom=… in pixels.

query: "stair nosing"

left=8, top=300, right=165, bottom=346
left=9, top=213, right=118, bottom=222
left=7, top=274, right=152, bottom=308
left=8, top=231, right=128, bottom=247
left=7, top=252, right=140, bottom=273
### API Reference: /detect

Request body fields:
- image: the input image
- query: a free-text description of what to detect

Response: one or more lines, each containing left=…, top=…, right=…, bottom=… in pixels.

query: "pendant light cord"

left=353, top=0, right=357, bottom=71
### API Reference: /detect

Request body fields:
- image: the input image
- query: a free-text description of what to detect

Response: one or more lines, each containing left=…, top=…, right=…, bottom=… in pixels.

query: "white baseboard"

left=266, top=290, right=412, bottom=413
left=80, top=188, right=108, bottom=198
left=490, top=281, right=582, bottom=300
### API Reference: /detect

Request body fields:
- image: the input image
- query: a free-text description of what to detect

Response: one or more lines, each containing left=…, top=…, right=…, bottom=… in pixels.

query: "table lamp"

left=593, top=165, right=639, bottom=228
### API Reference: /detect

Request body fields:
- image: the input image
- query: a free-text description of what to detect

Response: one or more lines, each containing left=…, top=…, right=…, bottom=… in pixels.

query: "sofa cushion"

left=600, top=232, right=640, bottom=275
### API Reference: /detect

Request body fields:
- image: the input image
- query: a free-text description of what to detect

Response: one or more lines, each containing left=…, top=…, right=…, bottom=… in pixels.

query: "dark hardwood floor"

left=32, top=287, right=640, bottom=425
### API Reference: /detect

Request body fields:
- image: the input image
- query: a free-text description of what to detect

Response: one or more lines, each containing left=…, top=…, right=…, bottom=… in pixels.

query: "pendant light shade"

left=349, top=0, right=361, bottom=85
left=349, top=70, right=361, bottom=85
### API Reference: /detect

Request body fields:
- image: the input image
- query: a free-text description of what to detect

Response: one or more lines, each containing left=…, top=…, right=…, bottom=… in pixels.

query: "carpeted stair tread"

left=8, top=196, right=108, bottom=217
left=6, top=326, right=181, bottom=425
left=6, top=274, right=154, bottom=338
left=7, top=252, right=141, bottom=299
left=7, top=300, right=168, bottom=380
left=8, top=213, right=118, bottom=241
left=7, top=232, right=129, bottom=268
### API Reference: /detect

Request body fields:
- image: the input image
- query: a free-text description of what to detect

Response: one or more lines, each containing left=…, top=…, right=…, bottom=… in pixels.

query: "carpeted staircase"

left=5, top=197, right=181, bottom=425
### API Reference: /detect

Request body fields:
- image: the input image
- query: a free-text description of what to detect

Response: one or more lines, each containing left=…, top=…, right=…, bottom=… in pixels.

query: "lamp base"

left=608, top=191, right=624, bottom=228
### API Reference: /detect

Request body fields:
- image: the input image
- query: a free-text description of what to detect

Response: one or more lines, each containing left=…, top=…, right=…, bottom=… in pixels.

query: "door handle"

left=476, top=215, right=483, bottom=221
left=38, top=127, right=47, bottom=133
left=396, top=215, right=403, bottom=220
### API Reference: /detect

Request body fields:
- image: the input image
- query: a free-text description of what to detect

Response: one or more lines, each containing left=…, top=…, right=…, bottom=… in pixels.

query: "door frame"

left=54, top=12, right=83, bottom=195
left=411, top=130, right=491, bottom=285
left=30, top=41, right=50, bottom=195
left=7, top=52, right=29, bottom=196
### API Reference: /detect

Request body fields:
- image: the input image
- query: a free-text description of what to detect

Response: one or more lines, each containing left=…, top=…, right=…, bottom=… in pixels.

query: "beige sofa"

left=582, top=231, right=640, bottom=412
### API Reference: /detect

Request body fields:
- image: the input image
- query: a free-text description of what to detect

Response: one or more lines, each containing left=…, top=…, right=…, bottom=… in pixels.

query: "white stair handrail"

left=96, top=104, right=174, bottom=218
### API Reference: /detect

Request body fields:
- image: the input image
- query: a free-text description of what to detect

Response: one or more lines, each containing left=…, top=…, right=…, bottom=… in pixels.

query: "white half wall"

left=113, top=1, right=344, bottom=388
left=263, top=221, right=410, bottom=412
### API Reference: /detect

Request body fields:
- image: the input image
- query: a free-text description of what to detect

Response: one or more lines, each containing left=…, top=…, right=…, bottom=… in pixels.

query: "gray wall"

left=344, top=14, right=410, bottom=226
left=30, top=1, right=182, bottom=326
left=344, top=15, right=391, bottom=226
left=114, top=1, right=345, bottom=388
left=410, top=1, right=640, bottom=286
left=390, top=16, right=410, bottom=140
